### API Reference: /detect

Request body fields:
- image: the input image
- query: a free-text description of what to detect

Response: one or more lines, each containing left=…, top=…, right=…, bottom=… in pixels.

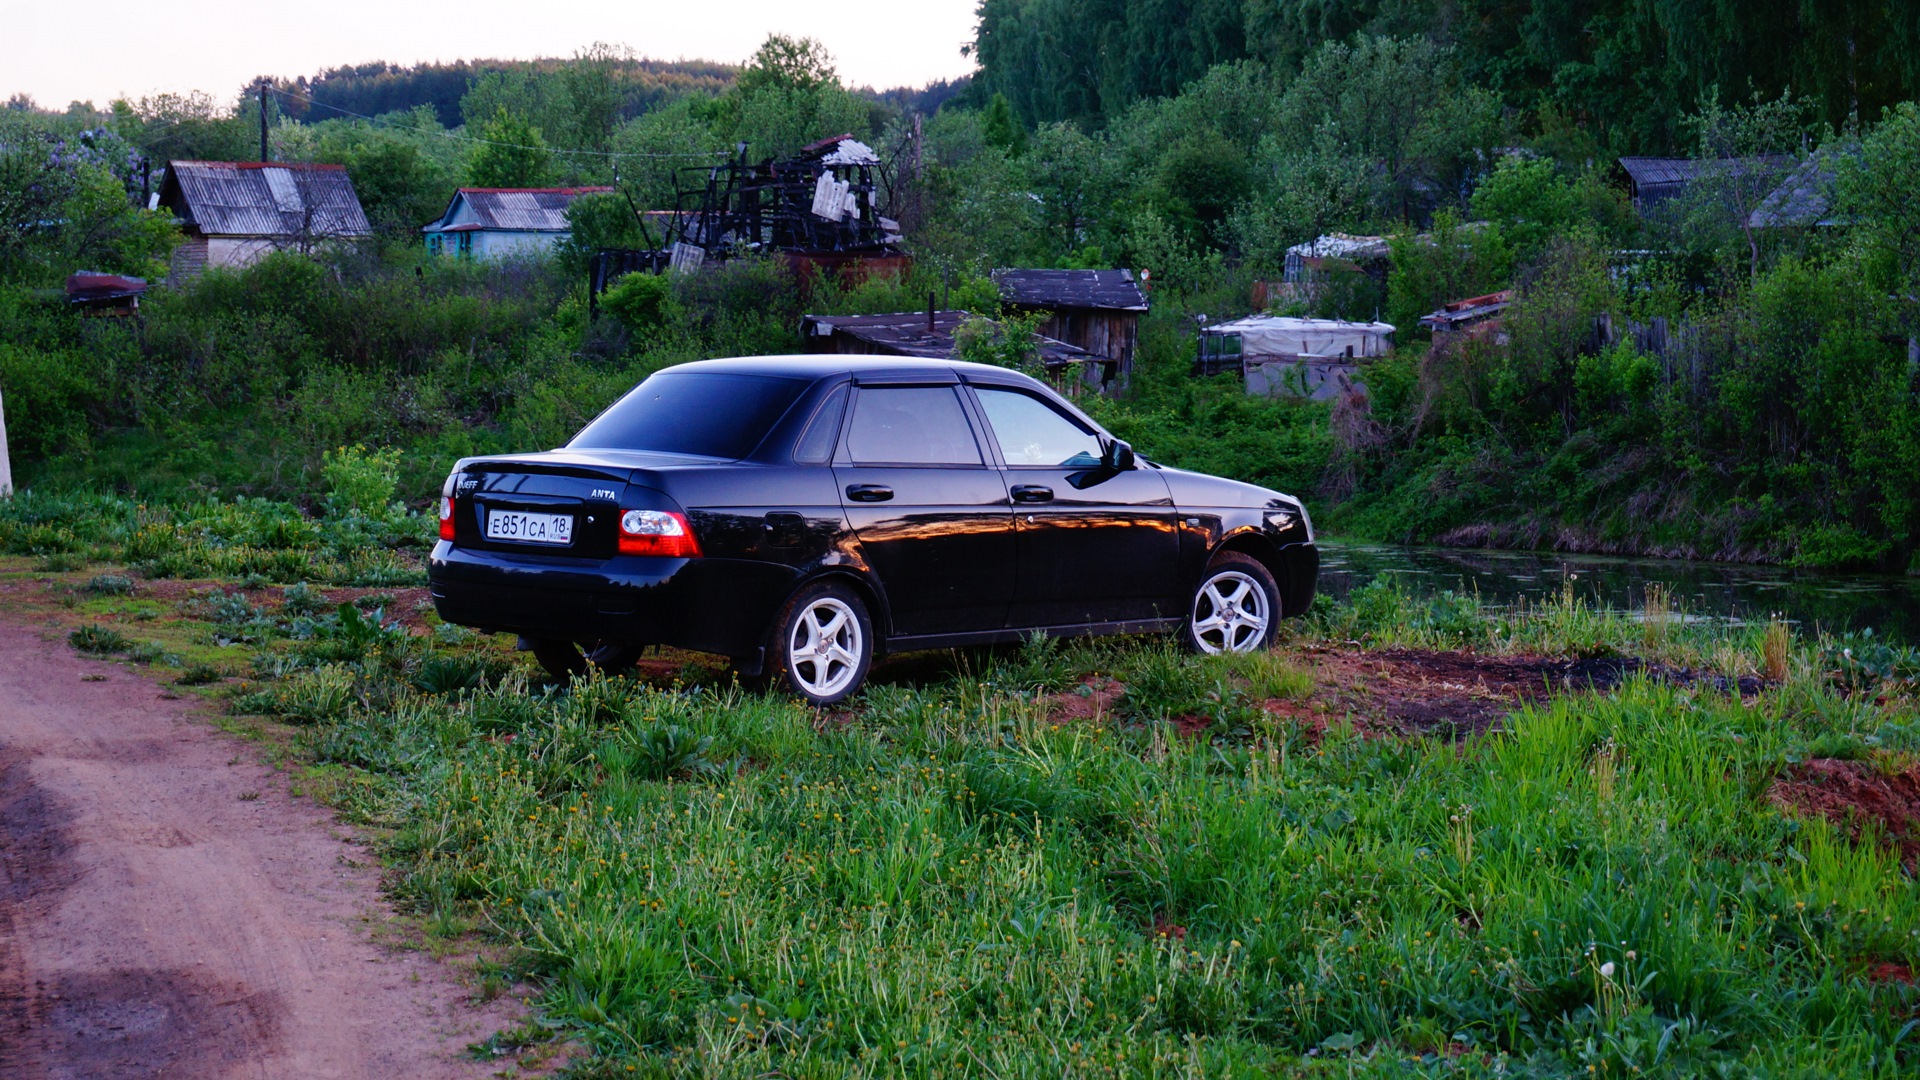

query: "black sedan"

left=429, top=356, right=1318, bottom=704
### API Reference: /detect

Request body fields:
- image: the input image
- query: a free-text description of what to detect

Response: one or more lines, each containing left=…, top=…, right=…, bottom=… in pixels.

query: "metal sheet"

left=993, top=268, right=1148, bottom=312
left=165, top=161, right=371, bottom=239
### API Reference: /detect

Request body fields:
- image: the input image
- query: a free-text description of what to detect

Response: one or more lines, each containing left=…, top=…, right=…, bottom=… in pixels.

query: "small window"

left=975, top=388, right=1104, bottom=467
left=843, top=387, right=982, bottom=466
left=793, top=384, right=848, bottom=465
left=457, top=232, right=474, bottom=258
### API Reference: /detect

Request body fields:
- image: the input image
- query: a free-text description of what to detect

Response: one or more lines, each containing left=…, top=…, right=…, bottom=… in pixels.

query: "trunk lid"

left=448, top=450, right=705, bottom=559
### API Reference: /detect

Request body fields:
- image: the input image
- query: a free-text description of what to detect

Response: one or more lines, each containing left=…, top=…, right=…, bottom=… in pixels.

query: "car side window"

left=975, top=388, right=1104, bottom=467
left=793, top=384, right=849, bottom=465
left=843, top=387, right=983, bottom=466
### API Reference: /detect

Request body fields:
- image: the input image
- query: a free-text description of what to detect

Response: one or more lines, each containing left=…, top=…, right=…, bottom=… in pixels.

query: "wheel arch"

left=772, top=566, right=892, bottom=649
left=1210, top=529, right=1316, bottom=618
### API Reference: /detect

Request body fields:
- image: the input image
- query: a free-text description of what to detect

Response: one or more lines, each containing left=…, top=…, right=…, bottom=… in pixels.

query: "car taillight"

left=438, top=495, right=456, bottom=541
left=618, top=509, right=700, bottom=557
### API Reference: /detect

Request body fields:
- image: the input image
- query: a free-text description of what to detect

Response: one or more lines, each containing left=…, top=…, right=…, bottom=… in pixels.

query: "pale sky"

left=3, top=0, right=982, bottom=110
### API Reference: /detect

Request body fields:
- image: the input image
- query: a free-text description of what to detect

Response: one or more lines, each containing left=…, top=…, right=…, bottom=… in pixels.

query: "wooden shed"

left=992, top=269, right=1148, bottom=391
left=158, top=160, right=371, bottom=280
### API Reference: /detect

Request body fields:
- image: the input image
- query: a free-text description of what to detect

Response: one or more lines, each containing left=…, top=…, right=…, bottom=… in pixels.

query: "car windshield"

left=568, top=372, right=810, bottom=459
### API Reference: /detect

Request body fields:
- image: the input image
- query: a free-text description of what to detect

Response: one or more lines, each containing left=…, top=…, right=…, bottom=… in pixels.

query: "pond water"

left=1316, top=540, right=1920, bottom=643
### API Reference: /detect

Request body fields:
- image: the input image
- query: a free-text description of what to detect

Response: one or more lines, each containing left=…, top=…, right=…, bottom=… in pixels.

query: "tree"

left=1274, top=36, right=1502, bottom=219
left=0, top=119, right=177, bottom=283
left=465, top=108, right=553, bottom=188
left=556, top=192, right=650, bottom=271
left=1385, top=211, right=1513, bottom=335
left=560, top=43, right=632, bottom=157
left=735, top=35, right=838, bottom=97
left=716, top=35, right=870, bottom=159
left=1839, top=102, right=1920, bottom=307
left=331, top=135, right=449, bottom=238
left=1468, top=156, right=1585, bottom=263
left=609, top=98, right=730, bottom=210
left=1229, top=130, right=1388, bottom=275
left=1026, top=122, right=1107, bottom=259
left=1678, top=91, right=1816, bottom=281
left=110, top=92, right=252, bottom=162
left=980, top=93, right=1026, bottom=156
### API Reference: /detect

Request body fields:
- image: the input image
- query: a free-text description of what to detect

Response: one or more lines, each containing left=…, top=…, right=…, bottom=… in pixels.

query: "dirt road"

left=0, top=615, right=525, bottom=1078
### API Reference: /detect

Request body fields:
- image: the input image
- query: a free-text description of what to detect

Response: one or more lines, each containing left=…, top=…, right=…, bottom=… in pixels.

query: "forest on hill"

left=972, top=0, right=1920, bottom=153
left=4, top=12, right=1920, bottom=570
left=277, top=54, right=739, bottom=130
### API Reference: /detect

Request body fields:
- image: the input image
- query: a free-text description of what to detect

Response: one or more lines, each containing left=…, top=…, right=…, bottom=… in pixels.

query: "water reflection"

left=1318, top=540, right=1920, bottom=643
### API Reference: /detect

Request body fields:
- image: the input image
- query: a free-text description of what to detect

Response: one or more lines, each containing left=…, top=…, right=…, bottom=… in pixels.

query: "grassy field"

left=4, top=490, right=1919, bottom=1078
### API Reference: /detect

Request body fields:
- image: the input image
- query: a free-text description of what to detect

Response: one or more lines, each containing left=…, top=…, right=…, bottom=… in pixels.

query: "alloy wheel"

left=787, top=596, right=864, bottom=699
left=1190, top=570, right=1271, bottom=654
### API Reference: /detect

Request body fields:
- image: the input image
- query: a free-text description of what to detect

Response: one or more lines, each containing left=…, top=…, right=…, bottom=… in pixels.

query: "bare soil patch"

left=1036, top=647, right=1770, bottom=739
left=1770, top=758, right=1920, bottom=872
left=1294, top=647, right=1767, bottom=738
left=0, top=614, right=531, bottom=1078
left=1047, top=677, right=1125, bottom=724
left=141, top=580, right=437, bottom=632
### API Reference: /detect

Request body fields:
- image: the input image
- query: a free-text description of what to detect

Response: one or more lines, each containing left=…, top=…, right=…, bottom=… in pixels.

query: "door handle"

left=1011, top=485, right=1055, bottom=504
left=845, top=484, right=894, bottom=503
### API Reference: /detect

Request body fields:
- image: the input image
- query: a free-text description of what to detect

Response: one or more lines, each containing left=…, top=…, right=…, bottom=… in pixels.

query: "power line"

left=264, top=85, right=728, bottom=161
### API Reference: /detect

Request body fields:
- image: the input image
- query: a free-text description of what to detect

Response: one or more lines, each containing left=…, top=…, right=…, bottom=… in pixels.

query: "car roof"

left=661, top=354, right=1048, bottom=387
left=651, top=354, right=1112, bottom=443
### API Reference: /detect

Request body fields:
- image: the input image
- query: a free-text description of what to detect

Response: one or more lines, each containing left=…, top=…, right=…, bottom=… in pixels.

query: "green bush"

left=68, top=625, right=128, bottom=654
left=599, top=271, right=680, bottom=335
left=0, top=343, right=103, bottom=460
left=321, top=445, right=402, bottom=518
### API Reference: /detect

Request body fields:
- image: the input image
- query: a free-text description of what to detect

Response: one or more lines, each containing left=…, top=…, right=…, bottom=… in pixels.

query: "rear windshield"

left=568, top=372, right=810, bottom=459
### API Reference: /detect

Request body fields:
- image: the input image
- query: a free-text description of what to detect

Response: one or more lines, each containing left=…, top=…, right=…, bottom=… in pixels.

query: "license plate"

left=485, top=510, right=573, bottom=546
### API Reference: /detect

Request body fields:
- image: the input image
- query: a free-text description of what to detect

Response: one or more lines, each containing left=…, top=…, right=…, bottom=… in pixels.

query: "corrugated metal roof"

left=1748, top=155, right=1844, bottom=229
left=993, top=269, right=1149, bottom=312
left=425, top=187, right=614, bottom=233
left=1618, top=156, right=1793, bottom=204
left=160, top=161, right=371, bottom=238
left=1419, top=291, right=1513, bottom=330
left=1618, top=157, right=1703, bottom=192
left=801, top=311, right=1094, bottom=365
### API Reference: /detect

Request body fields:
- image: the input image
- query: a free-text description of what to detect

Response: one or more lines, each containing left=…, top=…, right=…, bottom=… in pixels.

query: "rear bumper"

left=427, top=541, right=798, bottom=657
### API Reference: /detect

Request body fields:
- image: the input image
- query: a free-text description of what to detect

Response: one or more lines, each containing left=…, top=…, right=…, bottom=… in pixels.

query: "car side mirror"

left=1100, top=438, right=1135, bottom=471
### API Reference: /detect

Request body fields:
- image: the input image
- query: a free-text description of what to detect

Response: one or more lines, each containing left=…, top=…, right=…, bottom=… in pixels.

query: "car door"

left=969, top=384, right=1182, bottom=626
left=833, top=382, right=1017, bottom=638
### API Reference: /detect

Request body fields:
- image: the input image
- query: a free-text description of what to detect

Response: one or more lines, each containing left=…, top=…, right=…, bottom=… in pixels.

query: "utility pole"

left=258, top=81, right=269, bottom=163
left=0, top=383, right=13, bottom=497
left=911, top=113, right=924, bottom=233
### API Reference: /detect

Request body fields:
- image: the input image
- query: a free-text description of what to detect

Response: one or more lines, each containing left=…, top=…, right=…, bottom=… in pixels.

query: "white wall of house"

left=1245, top=360, right=1363, bottom=401
left=477, top=231, right=566, bottom=259
left=208, top=237, right=282, bottom=268
left=425, top=230, right=568, bottom=260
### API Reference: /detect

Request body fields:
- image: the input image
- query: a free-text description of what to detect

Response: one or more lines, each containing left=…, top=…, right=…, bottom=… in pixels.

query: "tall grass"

left=0, top=488, right=429, bottom=585
left=1307, top=575, right=1794, bottom=673
left=273, top=630, right=1916, bottom=1075
left=33, top=490, right=1918, bottom=1074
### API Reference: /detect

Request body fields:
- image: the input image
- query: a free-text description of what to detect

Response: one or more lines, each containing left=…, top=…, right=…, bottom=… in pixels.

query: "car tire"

left=767, top=580, right=873, bottom=707
left=527, top=639, right=643, bottom=680
left=1181, top=551, right=1281, bottom=655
